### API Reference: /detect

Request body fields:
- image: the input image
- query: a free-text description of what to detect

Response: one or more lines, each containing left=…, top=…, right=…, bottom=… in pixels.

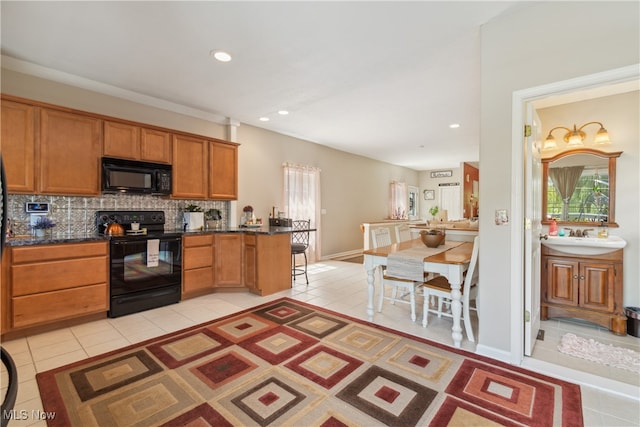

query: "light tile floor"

left=1, top=260, right=639, bottom=426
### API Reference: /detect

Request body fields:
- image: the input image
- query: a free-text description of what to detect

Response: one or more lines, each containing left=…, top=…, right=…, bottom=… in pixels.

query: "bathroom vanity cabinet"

left=541, top=245, right=625, bottom=335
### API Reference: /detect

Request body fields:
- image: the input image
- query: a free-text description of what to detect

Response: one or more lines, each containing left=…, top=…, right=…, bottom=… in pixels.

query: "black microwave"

left=102, top=157, right=172, bottom=195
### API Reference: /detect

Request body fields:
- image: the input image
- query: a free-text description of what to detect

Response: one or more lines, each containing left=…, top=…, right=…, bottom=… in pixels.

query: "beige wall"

left=237, top=124, right=419, bottom=257
left=480, top=1, right=639, bottom=356
left=1, top=69, right=419, bottom=259
left=418, top=166, right=463, bottom=220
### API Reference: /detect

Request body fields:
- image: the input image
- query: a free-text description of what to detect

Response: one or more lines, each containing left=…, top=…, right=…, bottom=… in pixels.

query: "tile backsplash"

left=6, top=194, right=229, bottom=237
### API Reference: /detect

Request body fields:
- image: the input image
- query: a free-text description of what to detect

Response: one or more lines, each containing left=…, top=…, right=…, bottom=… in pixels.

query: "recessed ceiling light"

left=211, top=50, right=232, bottom=62
left=449, top=123, right=460, bottom=129
left=278, top=110, right=289, bottom=115
left=259, top=117, right=270, bottom=122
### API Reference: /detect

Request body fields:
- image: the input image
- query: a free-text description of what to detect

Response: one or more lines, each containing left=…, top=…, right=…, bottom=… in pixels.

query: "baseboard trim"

left=475, top=344, right=512, bottom=363
left=320, top=249, right=363, bottom=261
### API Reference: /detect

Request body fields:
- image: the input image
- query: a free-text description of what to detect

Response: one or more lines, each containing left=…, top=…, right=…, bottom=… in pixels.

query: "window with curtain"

left=547, top=166, right=608, bottom=222
left=389, top=181, right=408, bottom=219
left=283, top=163, right=321, bottom=261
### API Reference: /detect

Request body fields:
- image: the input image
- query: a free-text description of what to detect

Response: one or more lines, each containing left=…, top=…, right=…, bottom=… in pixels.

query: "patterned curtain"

left=283, top=163, right=321, bottom=261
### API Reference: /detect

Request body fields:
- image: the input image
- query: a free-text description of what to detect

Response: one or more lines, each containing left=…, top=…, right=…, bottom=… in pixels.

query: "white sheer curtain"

left=283, top=163, right=321, bottom=261
left=389, top=181, right=408, bottom=219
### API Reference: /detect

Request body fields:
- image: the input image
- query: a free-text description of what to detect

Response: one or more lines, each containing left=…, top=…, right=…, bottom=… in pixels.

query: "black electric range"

left=96, top=210, right=182, bottom=317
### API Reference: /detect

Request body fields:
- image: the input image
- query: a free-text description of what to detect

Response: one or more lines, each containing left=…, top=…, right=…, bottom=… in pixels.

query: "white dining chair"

left=371, top=228, right=424, bottom=322
left=395, top=223, right=412, bottom=243
left=421, top=236, right=479, bottom=342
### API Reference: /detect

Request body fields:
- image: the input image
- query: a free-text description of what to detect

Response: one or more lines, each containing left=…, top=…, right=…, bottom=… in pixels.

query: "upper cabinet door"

left=209, top=140, right=238, bottom=200
left=172, top=134, right=208, bottom=199
left=103, top=121, right=140, bottom=160
left=39, top=109, right=102, bottom=196
left=104, top=121, right=171, bottom=164
left=140, top=128, right=171, bottom=164
left=1, top=100, right=36, bottom=193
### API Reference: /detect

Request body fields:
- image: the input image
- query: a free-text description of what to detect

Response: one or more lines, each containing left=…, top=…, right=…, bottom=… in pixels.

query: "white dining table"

left=363, top=239, right=473, bottom=348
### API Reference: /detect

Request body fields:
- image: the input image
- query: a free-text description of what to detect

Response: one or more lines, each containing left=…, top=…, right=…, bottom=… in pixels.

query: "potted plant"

left=32, top=216, right=56, bottom=237
left=205, top=208, right=222, bottom=230
left=429, top=205, right=439, bottom=221
left=183, top=204, right=204, bottom=231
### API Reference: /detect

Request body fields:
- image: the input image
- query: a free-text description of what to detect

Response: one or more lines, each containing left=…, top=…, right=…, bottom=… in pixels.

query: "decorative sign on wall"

left=430, top=170, right=452, bottom=178
left=424, top=189, right=435, bottom=200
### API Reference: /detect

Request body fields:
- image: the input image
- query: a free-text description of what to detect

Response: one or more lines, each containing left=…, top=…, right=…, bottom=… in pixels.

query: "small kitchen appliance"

left=102, top=157, right=172, bottom=195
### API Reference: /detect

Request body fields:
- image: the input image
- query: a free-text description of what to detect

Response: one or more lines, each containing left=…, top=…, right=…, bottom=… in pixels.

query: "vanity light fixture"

left=543, top=121, right=611, bottom=150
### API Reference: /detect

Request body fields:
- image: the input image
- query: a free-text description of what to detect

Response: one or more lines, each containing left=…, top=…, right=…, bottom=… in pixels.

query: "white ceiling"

left=0, top=1, right=525, bottom=170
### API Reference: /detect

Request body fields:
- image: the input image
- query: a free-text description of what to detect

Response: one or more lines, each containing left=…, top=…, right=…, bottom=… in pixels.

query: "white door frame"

left=509, top=64, right=639, bottom=365
left=523, top=106, right=542, bottom=356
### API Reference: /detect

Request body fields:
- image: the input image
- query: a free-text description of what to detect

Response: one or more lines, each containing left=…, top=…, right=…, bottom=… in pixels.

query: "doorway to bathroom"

left=512, top=65, right=639, bottom=377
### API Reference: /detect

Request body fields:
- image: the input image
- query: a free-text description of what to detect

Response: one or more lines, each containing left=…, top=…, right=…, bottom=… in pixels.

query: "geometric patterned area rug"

left=36, top=298, right=583, bottom=426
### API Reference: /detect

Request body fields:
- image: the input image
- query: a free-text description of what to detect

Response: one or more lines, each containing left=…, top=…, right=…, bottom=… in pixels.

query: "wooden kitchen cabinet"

left=243, top=234, right=258, bottom=291
left=141, top=127, right=172, bottom=164
left=2, top=95, right=237, bottom=200
left=173, top=136, right=239, bottom=200
left=209, top=140, right=238, bottom=200
left=172, top=134, right=209, bottom=199
left=4, top=242, right=109, bottom=333
left=182, top=232, right=291, bottom=298
left=104, top=121, right=140, bottom=160
left=215, top=234, right=243, bottom=288
left=541, top=245, right=625, bottom=335
left=39, top=108, right=102, bottom=196
left=1, top=99, right=36, bottom=193
left=182, top=234, right=215, bottom=298
left=104, top=121, right=171, bottom=164
left=243, top=233, right=292, bottom=296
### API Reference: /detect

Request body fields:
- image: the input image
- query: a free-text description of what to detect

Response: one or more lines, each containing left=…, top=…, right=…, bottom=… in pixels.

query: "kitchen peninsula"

left=361, top=219, right=478, bottom=250
left=1, top=226, right=293, bottom=340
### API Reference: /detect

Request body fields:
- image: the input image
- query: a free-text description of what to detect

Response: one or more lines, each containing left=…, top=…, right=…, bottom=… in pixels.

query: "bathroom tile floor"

left=1, top=260, right=638, bottom=426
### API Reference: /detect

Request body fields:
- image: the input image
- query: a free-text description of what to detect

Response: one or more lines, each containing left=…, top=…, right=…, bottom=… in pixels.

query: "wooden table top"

left=363, top=239, right=473, bottom=265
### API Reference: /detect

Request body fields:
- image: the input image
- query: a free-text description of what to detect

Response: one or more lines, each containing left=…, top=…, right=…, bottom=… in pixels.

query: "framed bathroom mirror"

left=542, top=148, right=622, bottom=227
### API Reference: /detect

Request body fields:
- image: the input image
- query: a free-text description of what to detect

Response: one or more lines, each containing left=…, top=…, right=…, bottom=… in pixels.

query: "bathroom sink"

left=542, top=235, right=627, bottom=255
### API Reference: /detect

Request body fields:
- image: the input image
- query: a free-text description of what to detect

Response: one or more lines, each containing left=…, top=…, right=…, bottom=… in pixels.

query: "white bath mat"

left=558, top=333, right=640, bottom=373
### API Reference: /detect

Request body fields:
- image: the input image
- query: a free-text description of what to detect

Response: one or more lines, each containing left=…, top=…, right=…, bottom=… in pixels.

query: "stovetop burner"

left=96, top=210, right=176, bottom=237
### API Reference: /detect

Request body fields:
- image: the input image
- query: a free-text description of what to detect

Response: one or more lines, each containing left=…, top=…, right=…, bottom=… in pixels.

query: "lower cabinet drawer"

left=183, top=234, right=214, bottom=248
left=183, top=246, right=213, bottom=270
left=183, top=268, right=214, bottom=293
left=12, top=283, right=108, bottom=328
left=12, top=256, right=108, bottom=296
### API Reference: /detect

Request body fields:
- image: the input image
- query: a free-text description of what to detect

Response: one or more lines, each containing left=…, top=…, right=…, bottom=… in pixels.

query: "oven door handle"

left=111, top=236, right=182, bottom=246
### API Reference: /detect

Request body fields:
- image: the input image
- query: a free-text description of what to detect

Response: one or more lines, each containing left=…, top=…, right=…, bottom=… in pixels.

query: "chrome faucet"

left=566, top=228, right=594, bottom=237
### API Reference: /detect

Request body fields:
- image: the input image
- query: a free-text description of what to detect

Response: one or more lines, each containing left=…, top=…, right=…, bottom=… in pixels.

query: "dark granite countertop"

left=180, top=226, right=294, bottom=235
left=6, top=233, right=109, bottom=247
left=6, top=226, right=295, bottom=247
